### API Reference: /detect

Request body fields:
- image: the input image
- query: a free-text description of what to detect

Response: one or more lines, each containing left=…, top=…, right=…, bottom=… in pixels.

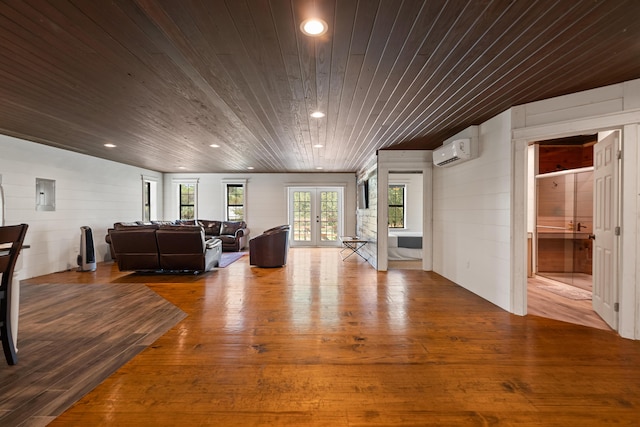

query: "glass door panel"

left=292, top=190, right=312, bottom=243
left=536, top=168, right=593, bottom=287
left=289, top=187, right=342, bottom=247
left=319, top=190, right=339, bottom=243
left=536, top=172, right=576, bottom=284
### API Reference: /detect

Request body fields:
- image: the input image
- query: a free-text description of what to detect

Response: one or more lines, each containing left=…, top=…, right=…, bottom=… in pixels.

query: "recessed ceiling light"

left=178, top=166, right=186, bottom=170
left=209, top=144, right=220, bottom=148
left=247, top=166, right=254, bottom=170
left=104, top=143, right=116, bottom=148
left=300, top=18, right=328, bottom=36
left=313, top=144, right=324, bottom=148
left=315, top=166, right=323, bottom=170
left=310, top=111, right=325, bottom=118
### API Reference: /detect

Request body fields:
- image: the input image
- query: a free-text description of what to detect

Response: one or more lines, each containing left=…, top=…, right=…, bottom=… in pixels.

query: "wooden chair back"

left=0, top=223, right=28, bottom=365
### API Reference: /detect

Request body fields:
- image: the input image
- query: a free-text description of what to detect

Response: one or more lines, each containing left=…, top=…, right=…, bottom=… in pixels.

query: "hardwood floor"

left=4, top=248, right=640, bottom=426
left=0, top=281, right=186, bottom=426
left=527, top=275, right=611, bottom=331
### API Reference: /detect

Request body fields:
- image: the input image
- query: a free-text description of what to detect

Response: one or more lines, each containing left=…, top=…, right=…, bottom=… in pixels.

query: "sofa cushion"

left=221, top=221, right=245, bottom=235
left=217, top=235, right=238, bottom=245
left=199, top=220, right=222, bottom=236
left=114, top=222, right=159, bottom=230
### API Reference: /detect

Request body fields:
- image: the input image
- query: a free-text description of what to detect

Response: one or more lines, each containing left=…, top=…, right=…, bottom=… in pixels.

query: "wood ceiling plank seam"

left=329, top=0, right=379, bottom=165
left=335, top=1, right=402, bottom=164
left=356, top=2, right=524, bottom=153
left=374, top=0, right=559, bottom=148
left=338, top=0, right=435, bottom=168
left=31, top=0, right=232, bottom=166
left=0, top=69, right=154, bottom=145
left=347, top=0, right=479, bottom=156
left=342, top=1, right=443, bottom=162
left=122, top=1, right=268, bottom=170
left=318, top=0, right=356, bottom=168
left=270, top=0, right=314, bottom=166
left=122, top=12, right=276, bottom=171
left=425, top=19, right=640, bottom=147
left=0, top=19, right=120, bottom=112
left=212, top=53, right=292, bottom=171
left=372, top=0, right=592, bottom=149
left=291, top=0, right=323, bottom=164
left=365, top=0, right=513, bottom=150
left=405, top=0, right=636, bottom=147
left=181, top=0, right=293, bottom=171
left=492, top=2, right=640, bottom=112
left=228, top=0, right=304, bottom=169
left=322, top=0, right=359, bottom=168
left=308, top=0, right=337, bottom=163
left=130, top=1, right=264, bottom=141
left=48, top=1, right=181, bottom=105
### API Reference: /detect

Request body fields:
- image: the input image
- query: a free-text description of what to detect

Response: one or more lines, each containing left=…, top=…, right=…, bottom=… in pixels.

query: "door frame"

left=287, top=186, right=344, bottom=247
left=512, top=110, right=640, bottom=339
left=377, top=150, right=432, bottom=272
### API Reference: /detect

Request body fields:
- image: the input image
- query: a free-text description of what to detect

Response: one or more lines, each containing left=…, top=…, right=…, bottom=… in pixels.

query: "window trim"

left=142, top=175, right=159, bottom=222
left=388, top=183, right=406, bottom=229
left=172, top=178, right=199, bottom=220
left=222, top=179, right=247, bottom=222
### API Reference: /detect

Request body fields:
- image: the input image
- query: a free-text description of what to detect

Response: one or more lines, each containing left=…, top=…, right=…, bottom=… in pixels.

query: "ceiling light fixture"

left=209, top=144, right=220, bottom=148
left=310, top=111, right=325, bottom=118
left=247, top=166, right=255, bottom=170
left=300, top=18, right=327, bottom=37
left=177, top=166, right=187, bottom=170
left=315, top=166, right=323, bottom=170
left=313, top=144, right=324, bottom=148
left=104, top=143, right=116, bottom=148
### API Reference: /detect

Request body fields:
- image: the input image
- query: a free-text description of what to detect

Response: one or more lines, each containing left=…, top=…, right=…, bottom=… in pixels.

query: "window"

left=143, top=181, right=151, bottom=222
left=180, top=184, right=196, bottom=220
left=388, top=184, right=405, bottom=228
left=226, top=184, right=244, bottom=221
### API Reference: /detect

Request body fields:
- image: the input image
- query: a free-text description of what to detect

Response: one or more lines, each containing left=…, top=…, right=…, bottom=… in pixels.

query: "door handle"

left=588, top=234, right=596, bottom=240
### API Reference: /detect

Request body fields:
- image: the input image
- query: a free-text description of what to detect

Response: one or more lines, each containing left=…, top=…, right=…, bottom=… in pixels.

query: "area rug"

left=537, top=282, right=592, bottom=300
left=219, top=251, right=247, bottom=268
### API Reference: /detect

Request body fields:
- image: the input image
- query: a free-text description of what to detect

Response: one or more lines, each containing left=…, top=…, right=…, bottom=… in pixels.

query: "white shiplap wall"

left=163, top=172, right=357, bottom=239
left=0, top=134, right=163, bottom=279
left=432, top=114, right=512, bottom=311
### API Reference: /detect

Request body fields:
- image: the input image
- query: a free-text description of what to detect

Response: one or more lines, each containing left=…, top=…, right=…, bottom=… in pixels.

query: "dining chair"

left=0, top=223, right=28, bottom=365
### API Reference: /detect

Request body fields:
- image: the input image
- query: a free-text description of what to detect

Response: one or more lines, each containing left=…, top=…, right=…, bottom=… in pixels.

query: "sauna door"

left=592, top=132, right=619, bottom=330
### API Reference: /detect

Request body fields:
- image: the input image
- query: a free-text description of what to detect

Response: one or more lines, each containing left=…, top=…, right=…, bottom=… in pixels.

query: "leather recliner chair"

left=156, top=225, right=221, bottom=272
left=109, top=223, right=161, bottom=271
left=249, top=225, right=290, bottom=268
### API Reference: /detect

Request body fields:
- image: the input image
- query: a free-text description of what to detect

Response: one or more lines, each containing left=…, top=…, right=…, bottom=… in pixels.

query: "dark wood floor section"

left=2, top=248, right=640, bottom=426
left=0, top=281, right=186, bottom=426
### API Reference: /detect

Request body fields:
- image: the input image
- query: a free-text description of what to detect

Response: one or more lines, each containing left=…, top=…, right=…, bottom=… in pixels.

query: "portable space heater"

left=78, top=226, right=97, bottom=272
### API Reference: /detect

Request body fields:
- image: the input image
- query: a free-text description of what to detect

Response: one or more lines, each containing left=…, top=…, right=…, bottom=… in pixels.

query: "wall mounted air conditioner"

left=432, top=138, right=476, bottom=167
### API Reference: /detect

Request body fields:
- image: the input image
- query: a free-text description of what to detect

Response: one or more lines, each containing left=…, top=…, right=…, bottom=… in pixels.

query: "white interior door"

left=289, top=187, right=343, bottom=247
left=592, top=131, right=619, bottom=329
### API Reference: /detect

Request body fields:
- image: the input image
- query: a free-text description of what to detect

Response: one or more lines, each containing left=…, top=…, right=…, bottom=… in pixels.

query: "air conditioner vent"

left=433, top=138, right=477, bottom=167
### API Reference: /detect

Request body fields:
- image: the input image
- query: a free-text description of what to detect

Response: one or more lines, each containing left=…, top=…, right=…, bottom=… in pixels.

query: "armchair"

left=249, top=225, right=290, bottom=268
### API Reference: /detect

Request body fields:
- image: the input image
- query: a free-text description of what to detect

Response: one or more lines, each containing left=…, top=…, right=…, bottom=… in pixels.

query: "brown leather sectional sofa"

left=108, top=223, right=222, bottom=273
left=186, top=219, right=249, bottom=252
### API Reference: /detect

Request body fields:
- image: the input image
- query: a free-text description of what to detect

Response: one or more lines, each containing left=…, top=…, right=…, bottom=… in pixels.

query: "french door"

left=288, top=187, right=343, bottom=247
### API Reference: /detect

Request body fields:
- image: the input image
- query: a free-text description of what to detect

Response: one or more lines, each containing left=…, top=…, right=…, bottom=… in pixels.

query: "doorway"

left=288, top=187, right=343, bottom=247
left=527, top=136, right=611, bottom=330
left=387, top=172, right=424, bottom=270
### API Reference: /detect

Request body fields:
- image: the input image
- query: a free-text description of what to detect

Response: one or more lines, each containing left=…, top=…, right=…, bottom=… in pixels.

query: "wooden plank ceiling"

left=0, top=0, right=639, bottom=173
